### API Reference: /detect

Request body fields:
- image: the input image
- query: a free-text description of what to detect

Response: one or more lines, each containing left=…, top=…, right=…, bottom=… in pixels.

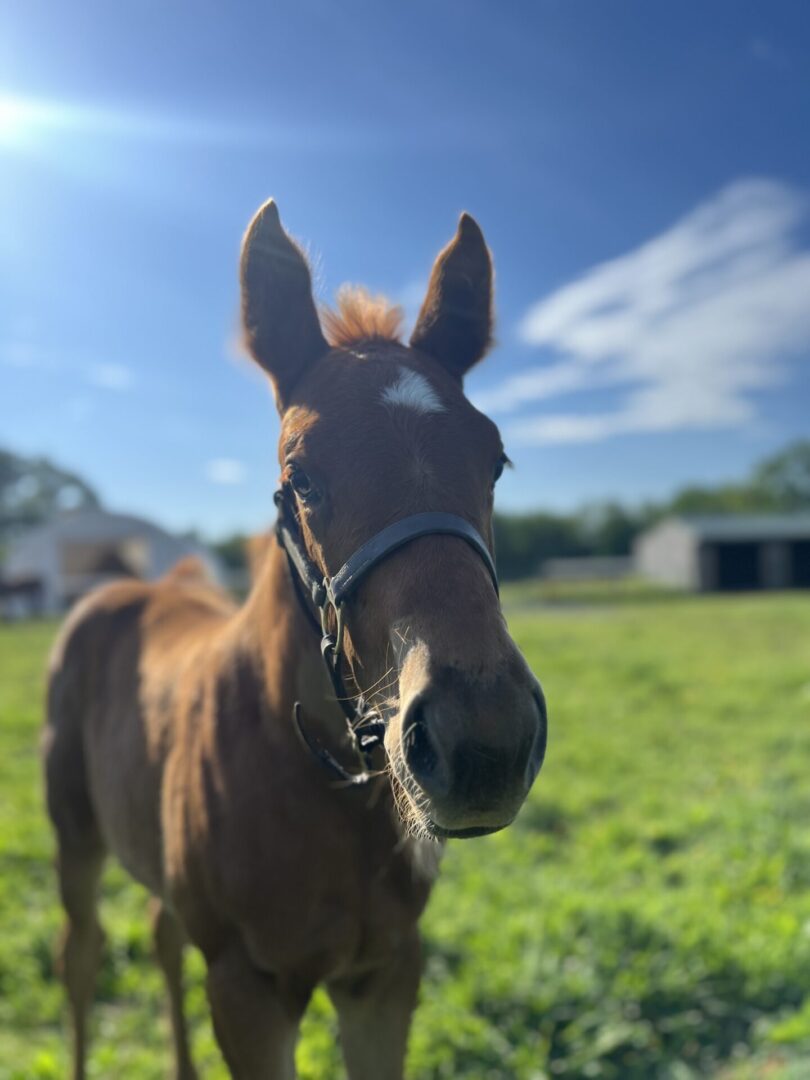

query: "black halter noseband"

left=273, top=487, right=499, bottom=785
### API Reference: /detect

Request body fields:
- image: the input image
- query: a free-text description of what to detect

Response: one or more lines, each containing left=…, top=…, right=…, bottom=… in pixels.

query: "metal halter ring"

left=319, top=586, right=345, bottom=656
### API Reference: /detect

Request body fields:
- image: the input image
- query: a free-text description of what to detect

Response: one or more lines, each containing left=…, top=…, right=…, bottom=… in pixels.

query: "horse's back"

left=44, top=569, right=234, bottom=893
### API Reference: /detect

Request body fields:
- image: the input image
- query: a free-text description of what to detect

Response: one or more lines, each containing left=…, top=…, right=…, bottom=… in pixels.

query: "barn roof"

left=3, top=509, right=221, bottom=580
left=22, top=508, right=177, bottom=541
left=676, top=513, right=810, bottom=542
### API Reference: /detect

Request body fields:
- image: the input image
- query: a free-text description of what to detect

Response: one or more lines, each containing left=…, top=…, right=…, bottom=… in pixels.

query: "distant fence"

left=541, top=556, right=634, bottom=582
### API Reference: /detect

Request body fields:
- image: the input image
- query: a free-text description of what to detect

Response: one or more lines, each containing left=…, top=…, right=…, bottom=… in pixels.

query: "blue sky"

left=1, top=1, right=809, bottom=536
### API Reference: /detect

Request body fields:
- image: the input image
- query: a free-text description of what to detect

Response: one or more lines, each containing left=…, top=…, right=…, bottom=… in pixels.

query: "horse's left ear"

left=410, top=213, right=493, bottom=378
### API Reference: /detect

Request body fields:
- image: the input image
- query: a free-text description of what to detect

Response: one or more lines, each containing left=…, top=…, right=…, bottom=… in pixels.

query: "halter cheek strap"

left=273, top=488, right=499, bottom=784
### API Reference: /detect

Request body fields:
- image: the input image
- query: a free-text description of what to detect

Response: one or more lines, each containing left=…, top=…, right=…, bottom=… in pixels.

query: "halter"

left=273, top=487, right=499, bottom=785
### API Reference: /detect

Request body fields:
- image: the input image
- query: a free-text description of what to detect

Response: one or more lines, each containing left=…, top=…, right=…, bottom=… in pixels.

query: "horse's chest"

left=207, top=778, right=436, bottom=979
left=238, top=839, right=434, bottom=981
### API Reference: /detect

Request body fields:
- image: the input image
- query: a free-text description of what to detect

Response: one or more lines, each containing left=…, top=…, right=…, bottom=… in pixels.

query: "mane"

left=321, top=286, right=404, bottom=348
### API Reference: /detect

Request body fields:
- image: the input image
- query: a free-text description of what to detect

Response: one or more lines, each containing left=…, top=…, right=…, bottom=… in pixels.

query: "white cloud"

left=1, top=349, right=139, bottom=393
left=86, top=362, right=134, bottom=391
left=206, top=458, right=246, bottom=485
left=473, top=361, right=592, bottom=412
left=478, top=179, right=810, bottom=444
left=0, top=342, right=57, bottom=370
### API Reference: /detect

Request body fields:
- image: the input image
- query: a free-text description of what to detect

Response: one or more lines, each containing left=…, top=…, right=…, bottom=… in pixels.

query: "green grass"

left=500, top=575, right=682, bottom=608
left=1, top=594, right=810, bottom=1078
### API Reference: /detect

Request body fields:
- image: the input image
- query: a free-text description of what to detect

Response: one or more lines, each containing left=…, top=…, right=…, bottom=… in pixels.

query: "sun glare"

left=0, top=94, right=79, bottom=149
left=0, top=95, right=39, bottom=146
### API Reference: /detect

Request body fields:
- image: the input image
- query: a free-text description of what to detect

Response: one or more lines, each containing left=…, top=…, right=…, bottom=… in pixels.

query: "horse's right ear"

left=240, top=200, right=328, bottom=410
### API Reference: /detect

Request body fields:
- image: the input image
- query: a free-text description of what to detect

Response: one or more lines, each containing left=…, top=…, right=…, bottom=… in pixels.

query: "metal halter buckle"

left=319, top=585, right=345, bottom=657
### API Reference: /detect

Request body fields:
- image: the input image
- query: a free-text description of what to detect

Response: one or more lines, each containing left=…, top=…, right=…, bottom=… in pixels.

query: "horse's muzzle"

left=395, top=670, right=547, bottom=838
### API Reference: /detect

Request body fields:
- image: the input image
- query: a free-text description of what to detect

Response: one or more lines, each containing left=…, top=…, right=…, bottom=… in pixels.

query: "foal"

left=44, top=202, right=547, bottom=1079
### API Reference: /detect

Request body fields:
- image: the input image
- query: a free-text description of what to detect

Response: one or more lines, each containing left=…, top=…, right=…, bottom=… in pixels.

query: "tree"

left=211, top=533, right=250, bottom=574
left=0, top=448, right=100, bottom=539
left=575, top=501, right=642, bottom=556
left=666, top=482, right=771, bottom=516
left=751, top=440, right=810, bottom=510
left=494, top=512, right=584, bottom=580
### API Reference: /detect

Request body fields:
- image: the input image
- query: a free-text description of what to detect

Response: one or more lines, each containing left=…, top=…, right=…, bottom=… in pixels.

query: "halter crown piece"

left=273, top=487, right=499, bottom=786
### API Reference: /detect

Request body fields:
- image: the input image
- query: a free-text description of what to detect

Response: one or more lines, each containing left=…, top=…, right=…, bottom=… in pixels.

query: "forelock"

left=321, top=286, right=404, bottom=348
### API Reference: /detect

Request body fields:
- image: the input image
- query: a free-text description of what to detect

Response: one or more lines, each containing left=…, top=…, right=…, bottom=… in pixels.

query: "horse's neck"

left=225, top=536, right=426, bottom=865
left=234, top=535, right=343, bottom=735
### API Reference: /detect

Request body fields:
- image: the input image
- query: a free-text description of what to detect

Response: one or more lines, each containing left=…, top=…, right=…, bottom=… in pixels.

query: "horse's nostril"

left=404, top=703, right=438, bottom=779
left=402, top=699, right=448, bottom=794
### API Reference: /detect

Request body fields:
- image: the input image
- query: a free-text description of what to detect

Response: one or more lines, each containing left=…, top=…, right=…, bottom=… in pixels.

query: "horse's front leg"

left=205, top=942, right=309, bottom=1080
left=327, top=931, right=422, bottom=1080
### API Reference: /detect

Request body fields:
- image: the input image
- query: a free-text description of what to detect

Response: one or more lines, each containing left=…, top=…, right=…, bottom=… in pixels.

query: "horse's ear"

left=240, top=199, right=328, bottom=410
left=410, top=213, right=493, bottom=378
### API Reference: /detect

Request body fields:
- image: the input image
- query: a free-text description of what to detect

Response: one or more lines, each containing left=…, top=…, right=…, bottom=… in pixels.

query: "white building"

left=635, top=514, right=810, bottom=591
left=1, top=509, right=222, bottom=616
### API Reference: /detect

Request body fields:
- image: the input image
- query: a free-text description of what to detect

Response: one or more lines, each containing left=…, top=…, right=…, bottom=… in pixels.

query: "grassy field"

left=1, top=592, right=810, bottom=1078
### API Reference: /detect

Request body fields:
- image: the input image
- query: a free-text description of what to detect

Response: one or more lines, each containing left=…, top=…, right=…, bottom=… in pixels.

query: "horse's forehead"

left=284, top=348, right=493, bottom=463
left=302, top=350, right=458, bottom=418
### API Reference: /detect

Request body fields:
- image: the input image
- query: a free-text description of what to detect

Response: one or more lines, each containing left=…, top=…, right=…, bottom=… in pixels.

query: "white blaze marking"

left=381, top=368, right=445, bottom=414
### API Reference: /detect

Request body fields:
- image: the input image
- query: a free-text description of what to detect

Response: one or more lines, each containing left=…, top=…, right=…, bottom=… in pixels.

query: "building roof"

left=20, top=507, right=184, bottom=542
left=676, top=513, right=810, bottom=542
left=2, top=508, right=223, bottom=584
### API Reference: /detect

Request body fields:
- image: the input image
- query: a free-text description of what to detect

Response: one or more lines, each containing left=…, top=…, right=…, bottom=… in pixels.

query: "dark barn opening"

left=790, top=540, right=810, bottom=589
left=714, top=541, right=761, bottom=591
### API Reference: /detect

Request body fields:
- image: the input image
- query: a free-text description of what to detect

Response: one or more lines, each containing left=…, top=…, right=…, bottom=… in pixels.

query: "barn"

left=1, top=509, right=222, bottom=616
left=635, top=514, right=810, bottom=592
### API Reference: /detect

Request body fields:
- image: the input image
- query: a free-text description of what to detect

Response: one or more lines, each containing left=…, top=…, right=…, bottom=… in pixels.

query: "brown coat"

left=43, top=202, right=545, bottom=1080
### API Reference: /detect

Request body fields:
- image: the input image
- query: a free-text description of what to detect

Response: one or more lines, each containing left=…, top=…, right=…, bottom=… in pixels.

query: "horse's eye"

left=288, top=464, right=316, bottom=502
left=492, top=453, right=509, bottom=488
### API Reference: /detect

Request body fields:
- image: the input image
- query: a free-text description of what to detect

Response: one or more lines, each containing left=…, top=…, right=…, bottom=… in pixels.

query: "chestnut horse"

left=43, top=202, right=548, bottom=1079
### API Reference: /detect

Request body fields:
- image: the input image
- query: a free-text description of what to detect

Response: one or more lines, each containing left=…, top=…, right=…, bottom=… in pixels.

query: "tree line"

left=2, top=441, right=808, bottom=582
left=0, top=449, right=99, bottom=553
left=494, top=439, right=810, bottom=579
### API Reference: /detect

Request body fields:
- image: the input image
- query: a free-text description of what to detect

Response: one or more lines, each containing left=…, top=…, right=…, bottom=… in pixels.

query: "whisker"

left=354, top=664, right=396, bottom=698
left=400, top=721, right=419, bottom=745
